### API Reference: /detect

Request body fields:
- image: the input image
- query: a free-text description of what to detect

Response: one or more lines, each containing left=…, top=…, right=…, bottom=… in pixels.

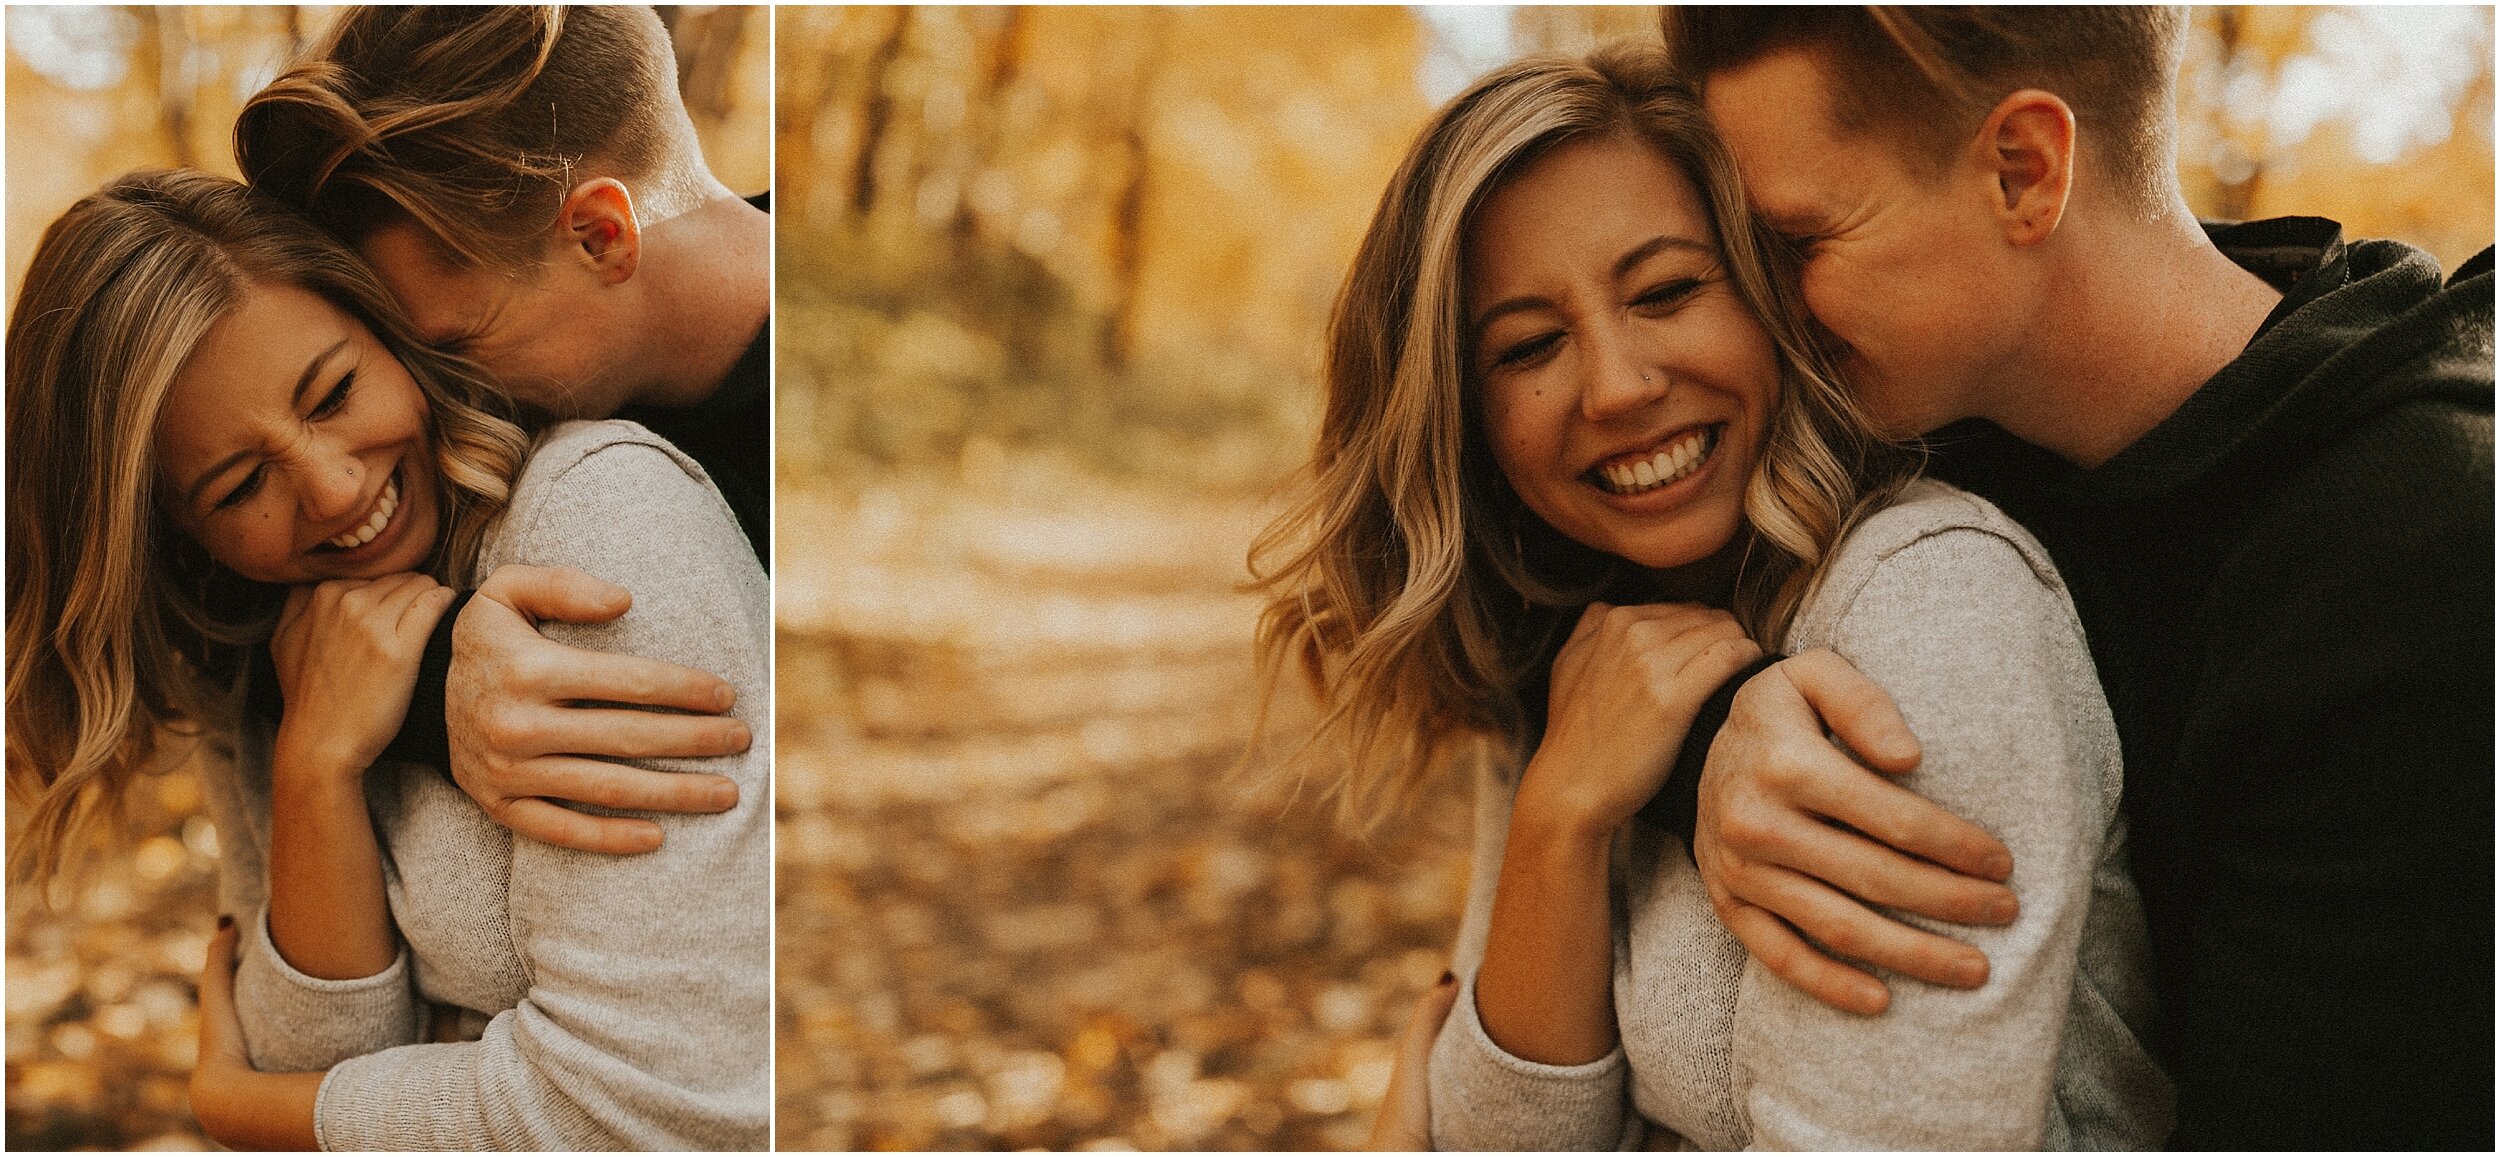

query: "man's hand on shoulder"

left=1694, top=649, right=2017, bottom=1014
left=447, top=564, right=749, bottom=854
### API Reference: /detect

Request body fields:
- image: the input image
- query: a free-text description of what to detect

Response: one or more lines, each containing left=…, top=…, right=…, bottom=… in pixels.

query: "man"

left=237, top=5, right=771, bottom=853
left=1646, top=7, right=2490, bottom=1148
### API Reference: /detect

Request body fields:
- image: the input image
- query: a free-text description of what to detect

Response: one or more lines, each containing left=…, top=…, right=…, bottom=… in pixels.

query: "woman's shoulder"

left=1832, top=477, right=2060, bottom=587
left=512, top=419, right=714, bottom=498
left=481, top=419, right=744, bottom=575
left=1785, top=478, right=2073, bottom=652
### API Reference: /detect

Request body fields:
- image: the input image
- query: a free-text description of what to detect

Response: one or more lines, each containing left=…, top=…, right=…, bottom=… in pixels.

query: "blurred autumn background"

left=774, top=4, right=2493, bottom=1152
left=2, top=6, right=767, bottom=1149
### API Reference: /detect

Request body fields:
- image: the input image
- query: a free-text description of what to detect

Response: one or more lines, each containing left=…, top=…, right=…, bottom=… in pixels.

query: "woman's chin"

left=1574, top=500, right=1745, bottom=575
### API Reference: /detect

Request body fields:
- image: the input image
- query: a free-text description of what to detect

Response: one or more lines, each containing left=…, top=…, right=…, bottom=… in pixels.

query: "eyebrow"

left=1755, top=204, right=1833, bottom=236
left=181, top=337, right=351, bottom=512
left=1469, top=234, right=1718, bottom=338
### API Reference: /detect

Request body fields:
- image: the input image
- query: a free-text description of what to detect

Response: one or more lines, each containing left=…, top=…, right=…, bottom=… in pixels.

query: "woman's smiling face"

left=1465, top=132, right=1778, bottom=573
left=154, top=280, right=440, bottom=585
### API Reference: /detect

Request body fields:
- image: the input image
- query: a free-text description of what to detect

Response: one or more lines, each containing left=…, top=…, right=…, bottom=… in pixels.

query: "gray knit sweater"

left=202, top=421, right=771, bottom=1150
left=1428, top=479, right=2175, bottom=1150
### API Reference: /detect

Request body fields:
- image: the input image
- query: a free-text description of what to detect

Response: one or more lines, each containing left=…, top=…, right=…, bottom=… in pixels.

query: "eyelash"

left=1487, top=279, right=1707, bottom=370
left=212, top=371, right=357, bottom=511
left=1492, top=332, right=1563, bottom=370
left=312, top=370, right=357, bottom=419
left=215, top=467, right=265, bottom=511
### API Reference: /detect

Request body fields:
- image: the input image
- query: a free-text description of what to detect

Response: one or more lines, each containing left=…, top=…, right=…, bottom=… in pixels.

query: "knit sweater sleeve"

left=200, top=721, right=427, bottom=1073
left=1730, top=519, right=2119, bottom=1149
left=309, top=425, right=772, bottom=1150
left=1426, top=759, right=1643, bottom=1151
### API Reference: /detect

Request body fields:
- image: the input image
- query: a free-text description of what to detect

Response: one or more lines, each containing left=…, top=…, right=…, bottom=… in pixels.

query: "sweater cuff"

left=233, top=906, right=419, bottom=1073
left=314, top=1021, right=603, bottom=1152
left=1429, top=970, right=1631, bottom=1150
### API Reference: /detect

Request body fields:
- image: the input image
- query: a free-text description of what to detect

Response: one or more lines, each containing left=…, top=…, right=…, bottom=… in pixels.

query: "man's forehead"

left=1701, top=48, right=1864, bottom=217
left=358, top=221, right=501, bottom=333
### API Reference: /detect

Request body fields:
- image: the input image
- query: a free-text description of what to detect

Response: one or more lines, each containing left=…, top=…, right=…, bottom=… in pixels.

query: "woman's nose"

left=1579, top=327, right=1670, bottom=421
left=295, top=448, right=366, bottom=522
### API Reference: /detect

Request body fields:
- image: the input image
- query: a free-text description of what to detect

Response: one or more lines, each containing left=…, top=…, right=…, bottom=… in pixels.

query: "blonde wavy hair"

left=1248, top=44, right=1917, bottom=826
left=5, top=170, right=535, bottom=885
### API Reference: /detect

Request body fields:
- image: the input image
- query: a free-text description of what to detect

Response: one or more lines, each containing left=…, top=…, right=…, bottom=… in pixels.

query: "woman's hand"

left=190, top=917, right=322, bottom=1150
left=270, top=573, right=459, bottom=779
left=265, top=574, right=444, bottom=981
left=1474, top=601, right=1764, bottom=1070
left=1368, top=970, right=1460, bottom=1150
left=1516, top=601, right=1764, bottom=838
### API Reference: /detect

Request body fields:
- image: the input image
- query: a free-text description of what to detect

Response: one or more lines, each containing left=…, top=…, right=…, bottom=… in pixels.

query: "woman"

left=1250, top=46, right=2171, bottom=1149
left=4, top=170, right=768, bottom=1150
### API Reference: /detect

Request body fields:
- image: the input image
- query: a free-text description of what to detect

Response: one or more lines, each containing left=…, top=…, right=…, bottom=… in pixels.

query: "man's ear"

left=1975, top=89, right=2074, bottom=247
left=555, top=178, right=641, bottom=285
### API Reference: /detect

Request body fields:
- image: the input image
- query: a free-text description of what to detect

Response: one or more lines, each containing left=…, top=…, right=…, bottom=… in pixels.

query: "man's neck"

left=620, top=190, right=770, bottom=410
left=1985, top=205, right=2287, bottom=468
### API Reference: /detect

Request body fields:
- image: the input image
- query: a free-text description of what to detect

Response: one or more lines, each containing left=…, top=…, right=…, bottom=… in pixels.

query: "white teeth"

left=1595, top=427, right=1719, bottom=495
left=326, top=474, right=400, bottom=549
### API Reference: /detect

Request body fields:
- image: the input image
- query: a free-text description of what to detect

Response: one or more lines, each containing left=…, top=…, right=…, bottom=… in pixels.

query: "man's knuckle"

left=1720, top=802, right=1779, bottom=851
left=1754, top=751, right=1804, bottom=793
left=480, top=707, right=536, bottom=753
left=505, top=648, right=558, bottom=689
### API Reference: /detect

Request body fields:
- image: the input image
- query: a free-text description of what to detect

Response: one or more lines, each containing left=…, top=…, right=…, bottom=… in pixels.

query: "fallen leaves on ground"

left=775, top=463, right=1475, bottom=1151
left=7, top=768, right=220, bottom=1151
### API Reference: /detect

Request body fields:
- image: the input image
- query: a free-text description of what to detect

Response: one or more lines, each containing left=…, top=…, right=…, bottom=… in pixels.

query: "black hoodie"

left=1924, top=218, right=2493, bottom=1150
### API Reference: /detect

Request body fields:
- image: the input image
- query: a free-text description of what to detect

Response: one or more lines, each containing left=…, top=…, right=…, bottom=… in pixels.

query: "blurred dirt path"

left=775, top=467, right=1473, bottom=1151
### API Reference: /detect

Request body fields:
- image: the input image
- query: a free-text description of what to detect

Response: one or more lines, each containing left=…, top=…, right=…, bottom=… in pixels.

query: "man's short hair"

left=237, top=5, right=680, bottom=271
left=1663, top=6, right=2188, bottom=214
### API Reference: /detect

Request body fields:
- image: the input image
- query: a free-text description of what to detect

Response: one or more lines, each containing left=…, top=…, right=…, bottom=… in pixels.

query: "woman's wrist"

left=1508, top=787, right=1621, bottom=876
left=193, top=1065, right=324, bottom=1151
left=272, top=726, right=374, bottom=787
left=1513, top=751, right=1638, bottom=846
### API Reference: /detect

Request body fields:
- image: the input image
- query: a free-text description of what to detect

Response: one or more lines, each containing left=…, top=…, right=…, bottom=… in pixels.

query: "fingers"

left=1779, top=650, right=1921, bottom=773
left=1769, top=812, right=2018, bottom=926
left=502, top=756, right=739, bottom=814
left=1739, top=863, right=1990, bottom=990
left=358, top=573, right=452, bottom=636
left=1718, top=899, right=1893, bottom=1016
left=1719, top=655, right=2011, bottom=884
left=400, top=583, right=461, bottom=637
left=278, top=584, right=314, bottom=630
left=1401, top=970, right=1460, bottom=1056
left=490, top=796, right=668, bottom=855
left=195, top=917, right=244, bottom=1058
left=477, top=564, right=632, bottom=625
left=1789, top=755, right=2016, bottom=884
left=1552, top=602, right=1612, bottom=687
left=495, top=706, right=750, bottom=762
left=1368, top=970, right=1459, bottom=1151
left=537, top=649, right=736, bottom=713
